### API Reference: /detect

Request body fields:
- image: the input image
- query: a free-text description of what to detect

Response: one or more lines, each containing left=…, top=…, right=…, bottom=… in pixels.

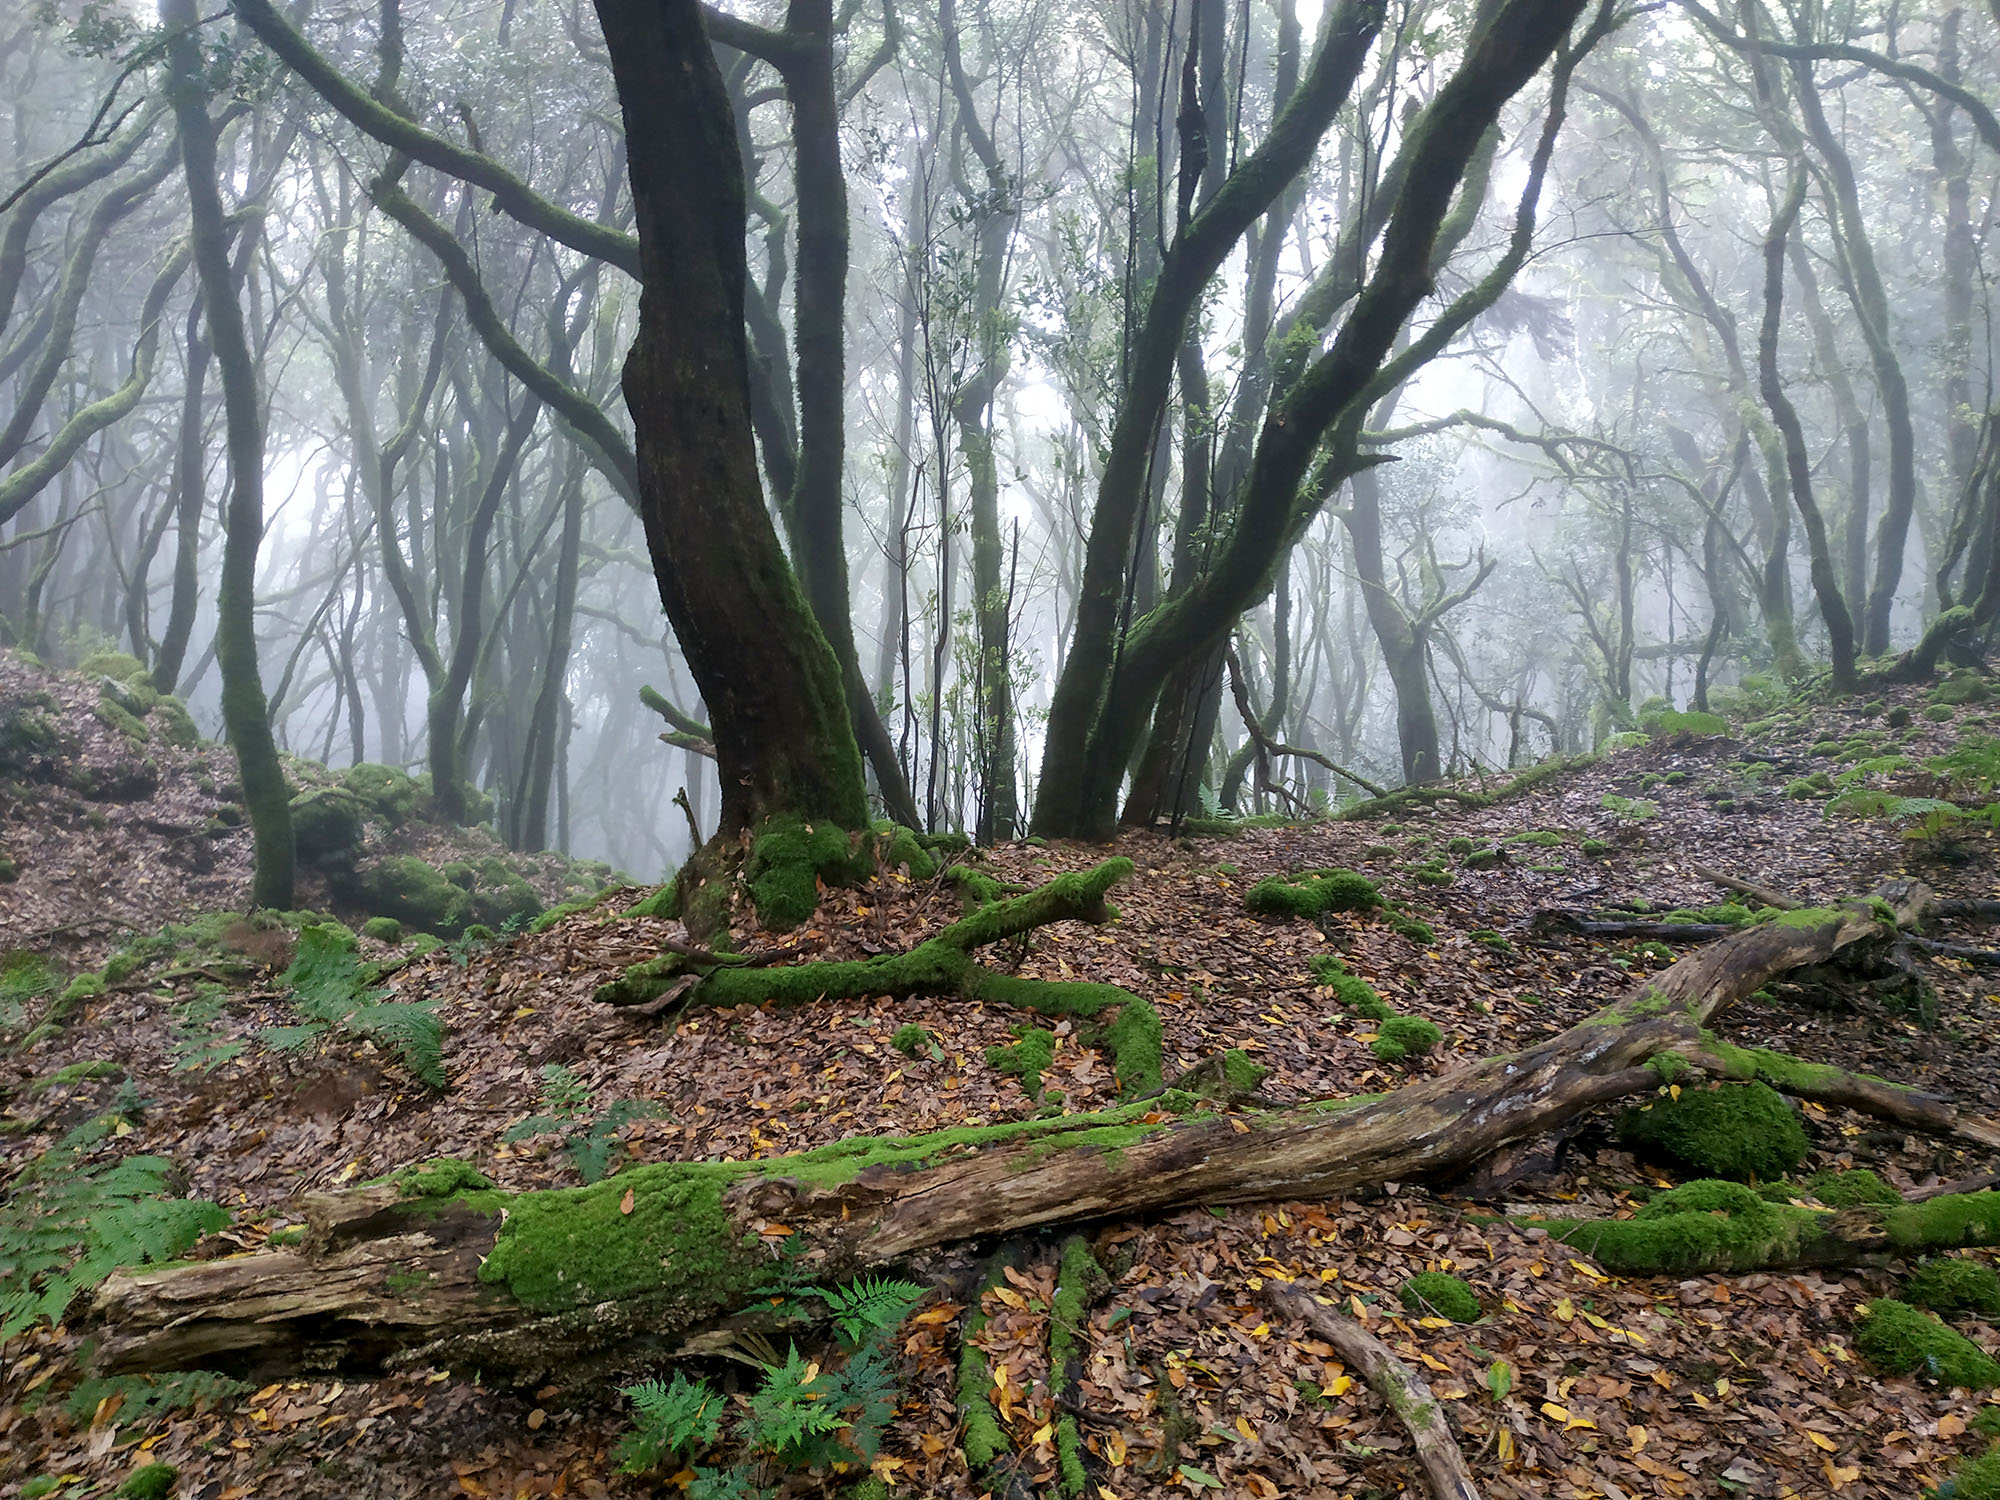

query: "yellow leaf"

left=1497, top=1428, right=1516, bottom=1463
left=1554, top=1297, right=1574, bottom=1322
left=1541, top=1402, right=1570, bottom=1423
left=1715, top=1377, right=1731, bottom=1397
left=1105, top=1431, right=1128, bottom=1468
left=1327, top=1374, right=1353, bottom=1397
left=1807, top=1431, right=1837, bottom=1451
left=335, top=1161, right=360, bottom=1184
left=1033, top=1422, right=1054, bottom=1445
left=1235, top=1415, right=1257, bottom=1443
left=994, top=1287, right=1027, bottom=1309
left=1569, top=1259, right=1609, bottom=1283
left=1940, top=1414, right=1968, bottom=1439
left=1627, top=1424, right=1648, bottom=1451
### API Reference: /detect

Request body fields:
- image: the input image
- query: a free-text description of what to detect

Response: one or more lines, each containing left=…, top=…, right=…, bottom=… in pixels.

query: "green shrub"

left=1854, top=1298, right=2000, bottom=1387
left=1244, top=868, right=1380, bottom=920
left=1399, top=1271, right=1480, bottom=1323
left=1904, top=1258, right=2000, bottom=1320
left=1616, top=1082, right=1808, bottom=1182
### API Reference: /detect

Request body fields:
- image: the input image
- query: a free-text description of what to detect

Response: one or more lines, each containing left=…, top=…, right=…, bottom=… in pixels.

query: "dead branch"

left=1690, top=863, right=1799, bottom=910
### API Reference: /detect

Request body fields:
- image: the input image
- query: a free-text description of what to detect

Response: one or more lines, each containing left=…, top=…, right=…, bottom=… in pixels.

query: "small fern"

left=502, top=1065, right=659, bottom=1182
left=820, top=1275, right=926, bottom=1349
left=265, top=924, right=444, bottom=1086
left=616, top=1371, right=725, bottom=1474
left=0, top=1137, right=228, bottom=1339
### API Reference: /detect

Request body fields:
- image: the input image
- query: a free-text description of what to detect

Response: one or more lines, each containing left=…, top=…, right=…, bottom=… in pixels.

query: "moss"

left=957, top=1253, right=1012, bottom=1472
left=1927, top=704, right=1958, bottom=722
left=442, top=861, right=476, bottom=889
left=37, top=1059, right=122, bottom=1089
left=406, top=934, right=443, bottom=959
left=352, top=855, right=474, bottom=937
left=93, top=697, right=149, bottom=745
left=1785, top=774, right=1834, bottom=800
left=1309, top=955, right=1395, bottom=1022
left=1049, top=1235, right=1099, bottom=1497
left=1461, top=847, right=1503, bottom=869
left=1891, top=1192, right=2000, bottom=1253
left=1399, top=1271, right=1479, bottom=1323
left=0, top=855, right=16, bottom=883
left=341, top=762, right=427, bottom=824
left=1904, top=1258, right=2000, bottom=1319
left=469, top=860, right=542, bottom=929
left=114, top=1464, right=177, bottom=1499
left=890, top=1023, right=933, bottom=1056
left=1934, top=671, right=1994, bottom=707
left=1947, top=1454, right=2000, bottom=1500
left=1854, top=1298, right=2000, bottom=1387
left=986, top=1025, right=1058, bottom=1100
left=1547, top=1179, right=1820, bottom=1274
left=1506, top=830, right=1565, bottom=846
left=1580, top=839, right=1609, bottom=856
left=1244, top=866, right=1381, bottom=919
left=1411, top=862, right=1453, bottom=886
left=942, top=864, right=1009, bottom=906
left=1372, top=1014, right=1441, bottom=1065
left=1617, top=1082, right=1808, bottom=1182
left=1803, top=1168, right=1900, bottom=1209
left=392, top=1158, right=494, bottom=1198
left=1647, top=1053, right=1694, bottom=1086
left=1644, top=708, right=1730, bottom=737
left=881, top=825, right=938, bottom=880
left=1220, top=1049, right=1268, bottom=1095
left=1389, top=914, right=1435, bottom=945
left=1446, top=837, right=1477, bottom=855
left=152, top=696, right=199, bottom=748
left=79, top=650, right=151, bottom=683
left=1663, top=904, right=1755, bottom=926
left=746, top=815, right=875, bottom=930
left=361, top=916, right=404, bottom=944
left=620, top=880, right=680, bottom=921
left=1468, top=928, right=1511, bottom=952
left=289, top=787, right=369, bottom=861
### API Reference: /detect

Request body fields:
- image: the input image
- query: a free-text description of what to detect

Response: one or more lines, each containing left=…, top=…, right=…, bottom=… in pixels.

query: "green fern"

left=0, top=1140, right=228, bottom=1339
left=265, top=924, right=444, bottom=1086
left=59, top=1371, right=248, bottom=1427
left=615, top=1371, right=725, bottom=1474
left=745, top=1346, right=849, bottom=1464
left=820, top=1275, right=926, bottom=1349
left=0, top=951, right=59, bottom=1034
left=502, top=1066, right=658, bottom=1182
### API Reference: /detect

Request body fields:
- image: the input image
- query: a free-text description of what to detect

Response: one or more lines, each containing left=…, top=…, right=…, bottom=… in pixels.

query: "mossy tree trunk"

left=90, top=879, right=2000, bottom=1383
left=164, top=0, right=294, bottom=909
left=591, top=0, right=869, bottom=856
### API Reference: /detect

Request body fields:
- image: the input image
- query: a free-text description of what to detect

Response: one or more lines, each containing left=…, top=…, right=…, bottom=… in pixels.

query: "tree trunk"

left=165, top=0, right=294, bottom=909
left=591, top=0, right=868, bottom=847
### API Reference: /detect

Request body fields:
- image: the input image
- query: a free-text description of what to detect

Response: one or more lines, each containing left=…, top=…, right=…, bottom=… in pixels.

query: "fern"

left=59, top=1371, right=248, bottom=1427
left=615, top=1371, right=725, bottom=1474
left=0, top=951, right=59, bottom=1034
left=1835, top=754, right=1914, bottom=786
left=266, top=924, right=444, bottom=1086
left=169, top=986, right=244, bottom=1073
left=0, top=1142, right=228, bottom=1339
left=1599, top=794, right=1658, bottom=821
left=1826, top=789, right=1961, bottom=823
left=503, top=1066, right=658, bottom=1182
left=744, top=1346, right=849, bottom=1465
left=1930, top=735, right=2000, bottom=794
left=821, top=1275, right=926, bottom=1349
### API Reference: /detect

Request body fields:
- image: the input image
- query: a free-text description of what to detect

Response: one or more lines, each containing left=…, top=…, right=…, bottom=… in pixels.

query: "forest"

left=8, top=0, right=2000, bottom=1495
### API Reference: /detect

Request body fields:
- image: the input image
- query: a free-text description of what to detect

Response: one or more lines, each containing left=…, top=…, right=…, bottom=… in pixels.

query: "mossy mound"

left=361, top=916, right=404, bottom=944
left=349, top=855, right=475, bottom=937
left=986, top=1025, right=1058, bottom=1100
left=1244, top=867, right=1380, bottom=920
left=289, top=787, right=370, bottom=861
left=1853, top=1298, right=2000, bottom=1388
left=1372, top=1014, right=1441, bottom=1065
left=1803, top=1167, right=1900, bottom=1209
left=1548, top=1179, right=1815, bottom=1275
left=1617, top=1081, right=1808, bottom=1183
left=1934, top=671, right=1994, bottom=707
left=78, top=650, right=151, bottom=684
left=114, top=1464, right=177, bottom=1500
left=1941, top=1453, right=2000, bottom=1500
left=1904, top=1257, right=2000, bottom=1319
left=1643, top=707, right=1729, bottom=738
left=1308, top=954, right=1394, bottom=1021
left=340, top=762, right=428, bottom=825
left=1399, top=1271, right=1480, bottom=1323
left=746, top=816, right=878, bottom=931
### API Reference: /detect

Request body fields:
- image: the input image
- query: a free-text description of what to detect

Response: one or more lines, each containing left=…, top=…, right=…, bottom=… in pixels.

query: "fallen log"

left=1267, top=1284, right=1481, bottom=1500
left=90, top=877, right=1995, bottom=1383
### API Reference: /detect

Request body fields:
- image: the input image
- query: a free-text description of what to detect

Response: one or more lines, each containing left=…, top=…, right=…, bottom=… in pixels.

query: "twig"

left=1225, top=647, right=1388, bottom=799
left=1908, top=936, right=2000, bottom=968
left=1267, top=1285, right=1482, bottom=1500
left=1690, top=863, right=1800, bottom=910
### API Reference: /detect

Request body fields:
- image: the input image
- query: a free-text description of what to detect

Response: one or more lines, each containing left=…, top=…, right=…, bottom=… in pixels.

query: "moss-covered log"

left=1519, top=1179, right=2000, bottom=1277
left=89, top=878, right=1996, bottom=1382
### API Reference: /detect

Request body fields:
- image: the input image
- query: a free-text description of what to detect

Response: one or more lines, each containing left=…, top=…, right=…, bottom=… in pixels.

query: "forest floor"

left=4, top=650, right=2000, bottom=1500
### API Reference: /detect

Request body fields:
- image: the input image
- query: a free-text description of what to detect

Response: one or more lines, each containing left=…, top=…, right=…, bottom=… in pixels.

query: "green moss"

left=1468, top=928, right=1511, bottom=952
left=37, top=1059, right=122, bottom=1089
left=1927, top=704, right=1958, bottom=722
left=1946, top=1453, right=2000, bottom=1500
left=1244, top=867, right=1380, bottom=919
left=942, top=864, right=1009, bottom=906
left=1048, top=1235, right=1099, bottom=1496
left=442, top=861, right=476, bottom=889
left=1663, top=904, right=1755, bottom=926
left=341, top=762, right=427, bottom=824
left=1411, top=862, right=1453, bottom=886
left=1446, top=837, right=1477, bottom=855
left=1372, top=1014, right=1441, bottom=1065
left=1854, top=1298, right=2000, bottom=1387
left=1461, top=847, right=1503, bottom=869
left=621, top=880, right=680, bottom=921
left=352, top=855, right=474, bottom=937
left=1220, top=1049, right=1268, bottom=1095
left=469, top=859, right=543, bottom=929
left=890, top=1023, right=934, bottom=1056
left=290, top=788, right=369, bottom=860
left=1785, top=774, right=1834, bottom=800
left=1546, top=1179, right=1820, bottom=1274
left=114, top=1464, right=177, bottom=1499
left=361, top=916, right=404, bottom=944
left=152, top=697, right=199, bottom=748
left=957, top=1254, right=1012, bottom=1472
left=1647, top=1053, right=1694, bottom=1086
left=93, top=698, right=149, bottom=745
left=1644, top=708, right=1730, bottom=737
left=392, top=1158, right=494, bottom=1198
left=881, top=826, right=937, bottom=880
left=79, top=650, right=150, bottom=683
left=986, top=1025, right=1058, bottom=1100
left=1580, top=839, right=1609, bottom=856
left=1389, top=914, right=1435, bottom=945
left=1904, top=1258, right=2000, bottom=1319
left=1803, top=1168, right=1900, bottom=1209
left=1309, top=955, right=1396, bottom=1022
left=747, top=816, right=874, bottom=930
left=1617, top=1082, right=1808, bottom=1182
left=1934, top=671, right=1994, bottom=707
left=1891, top=1193, right=2000, bottom=1254
left=1399, top=1271, right=1479, bottom=1323
left=1506, top=830, right=1566, bottom=847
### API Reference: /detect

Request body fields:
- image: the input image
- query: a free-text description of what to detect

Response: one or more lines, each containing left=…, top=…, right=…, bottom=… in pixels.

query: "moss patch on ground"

left=1853, top=1298, right=2000, bottom=1388
left=1399, top=1271, right=1479, bottom=1323
left=1244, top=867, right=1380, bottom=920
left=1905, top=1258, right=2000, bottom=1319
left=1617, top=1081, right=1808, bottom=1182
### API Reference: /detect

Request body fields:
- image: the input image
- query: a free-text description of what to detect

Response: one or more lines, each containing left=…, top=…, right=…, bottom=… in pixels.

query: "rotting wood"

left=1267, top=1283, right=1481, bottom=1500
left=89, top=877, right=2000, bottom=1382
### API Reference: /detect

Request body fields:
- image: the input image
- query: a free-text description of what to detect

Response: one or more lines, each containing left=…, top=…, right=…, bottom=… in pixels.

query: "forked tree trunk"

left=89, top=878, right=1997, bottom=1384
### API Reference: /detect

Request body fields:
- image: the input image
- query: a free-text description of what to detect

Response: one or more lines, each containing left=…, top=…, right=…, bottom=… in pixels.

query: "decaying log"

left=1267, top=1284, right=1481, bottom=1500
left=1533, top=911, right=1739, bottom=942
left=1690, top=863, right=1799, bottom=910
left=90, top=878, right=1999, bottom=1382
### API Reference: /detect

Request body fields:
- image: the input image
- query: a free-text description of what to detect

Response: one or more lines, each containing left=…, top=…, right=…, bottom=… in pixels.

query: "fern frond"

left=346, top=1002, right=445, bottom=1087
left=614, top=1371, right=724, bottom=1474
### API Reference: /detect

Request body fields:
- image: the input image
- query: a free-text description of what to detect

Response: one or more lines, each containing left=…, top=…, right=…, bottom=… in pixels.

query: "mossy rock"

left=1244, top=868, right=1380, bottom=919
left=1904, top=1257, right=2000, bottom=1319
left=151, top=696, right=200, bottom=748
left=1785, top=773, right=1834, bottom=800
left=1926, top=704, right=1958, bottom=723
left=469, top=857, right=542, bottom=929
left=1616, top=1081, right=1808, bottom=1182
left=1461, top=846, right=1503, bottom=869
left=0, top=696, right=67, bottom=780
left=289, top=787, right=370, bottom=862
left=1399, top=1271, right=1479, bottom=1323
left=360, top=916, right=404, bottom=944
left=1853, top=1297, right=2000, bottom=1387
left=1884, top=706, right=1913, bottom=729
left=78, top=650, right=151, bottom=684
left=341, top=762, right=427, bottom=825
left=93, top=697, right=150, bottom=745
left=1934, top=671, right=1994, bottom=707
left=350, top=855, right=475, bottom=937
